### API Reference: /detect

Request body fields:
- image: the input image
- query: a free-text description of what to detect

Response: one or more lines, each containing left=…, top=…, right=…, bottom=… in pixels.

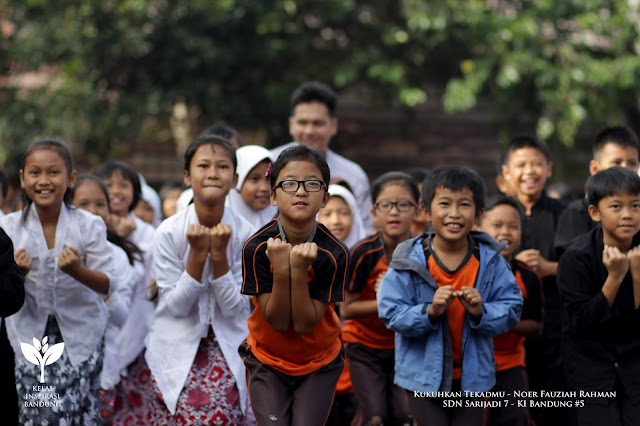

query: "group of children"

left=1, top=113, right=640, bottom=426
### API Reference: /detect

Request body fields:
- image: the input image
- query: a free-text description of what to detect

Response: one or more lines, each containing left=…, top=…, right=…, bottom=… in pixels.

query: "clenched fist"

left=14, top=248, right=32, bottom=276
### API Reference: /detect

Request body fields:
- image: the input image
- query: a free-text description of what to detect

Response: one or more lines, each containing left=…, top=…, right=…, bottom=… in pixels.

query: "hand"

left=603, top=245, right=630, bottom=279
left=289, top=242, right=318, bottom=270
left=515, top=249, right=541, bottom=272
left=428, top=285, right=456, bottom=318
left=110, top=214, right=136, bottom=238
left=457, top=286, right=483, bottom=318
left=265, top=238, right=292, bottom=271
left=59, top=246, right=82, bottom=275
left=186, top=224, right=211, bottom=254
left=209, top=223, right=232, bottom=261
left=628, top=246, right=640, bottom=275
left=374, top=272, right=386, bottom=292
left=14, top=248, right=32, bottom=276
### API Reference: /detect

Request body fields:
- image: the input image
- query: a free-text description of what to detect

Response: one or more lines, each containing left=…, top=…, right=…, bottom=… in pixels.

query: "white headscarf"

left=226, top=145, right=277, bottom=227
left=138, top=174, right=162, bottom=227
left=320, top=184, right=367, bottom=249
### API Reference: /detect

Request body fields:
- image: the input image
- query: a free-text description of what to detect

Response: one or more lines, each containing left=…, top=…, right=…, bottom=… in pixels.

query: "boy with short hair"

left=377, top=165, right=522, bottom=426
left=554, top=126, right=640, bottom=257
left=501, top=136, right=568, bottom=426
left=557, top=167, right=640, bottom=425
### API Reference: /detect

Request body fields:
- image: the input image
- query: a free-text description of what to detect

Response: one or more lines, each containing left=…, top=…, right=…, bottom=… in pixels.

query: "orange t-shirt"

left=342, top=233, right=395, bottom=349
left=423, top=238, right=480, bottom=380
left=242, top=219, right=349, bottom=376
left=493, top=260, right=543, bottom=371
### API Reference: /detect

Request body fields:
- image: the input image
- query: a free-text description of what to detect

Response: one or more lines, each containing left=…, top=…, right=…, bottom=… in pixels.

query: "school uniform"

left=145, top=204, right=255, bottom=423
left=0, top=227, right=25, bottom=426
left=558, top=227, right=640, bottom=425
left=1, top=205, right=115, bottom=425
left=343, top=232, right=410, bottom=424
left=515, top=193, right=569, bottom=426
left=486, top=260, right=542, bottom=426
left=239, top=218, right=348, bottom=426
left=377, top=232, right=522, bottom=426
left=553, top=197, right=594, bottom=258
left=98, top=242, right=136, bottom=423
left=110, top=214, right=156, bottom=424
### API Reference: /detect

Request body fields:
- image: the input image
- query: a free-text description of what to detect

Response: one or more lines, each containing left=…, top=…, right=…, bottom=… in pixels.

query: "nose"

left=295, top=182, right=308, bottom=195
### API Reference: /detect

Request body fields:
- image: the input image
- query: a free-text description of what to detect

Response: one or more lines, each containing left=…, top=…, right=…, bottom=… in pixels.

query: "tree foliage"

left=1, top=0, right=640, bottom=170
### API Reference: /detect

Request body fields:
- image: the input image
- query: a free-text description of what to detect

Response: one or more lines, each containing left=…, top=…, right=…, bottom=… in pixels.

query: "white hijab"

left=320, top=184, right=367, bottom=249
left=138, top=174, right=162, bottom=227
left=226, top=145, right=278, bottom=227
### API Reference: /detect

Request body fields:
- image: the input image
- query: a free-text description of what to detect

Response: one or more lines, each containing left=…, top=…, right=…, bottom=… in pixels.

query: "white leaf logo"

left=20, top=336, right=64, bottom=383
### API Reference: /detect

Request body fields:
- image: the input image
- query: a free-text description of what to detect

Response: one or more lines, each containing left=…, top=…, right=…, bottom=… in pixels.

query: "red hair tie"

left=265, top=162, right=272, bottom=178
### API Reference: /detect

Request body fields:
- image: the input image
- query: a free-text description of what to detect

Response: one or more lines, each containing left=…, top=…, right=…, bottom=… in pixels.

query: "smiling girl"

left=1, top=139, right=115, bottom=425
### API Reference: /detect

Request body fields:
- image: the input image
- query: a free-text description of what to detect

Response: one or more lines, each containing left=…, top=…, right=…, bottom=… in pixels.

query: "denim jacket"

left=377, top=231, right=522, bottom=393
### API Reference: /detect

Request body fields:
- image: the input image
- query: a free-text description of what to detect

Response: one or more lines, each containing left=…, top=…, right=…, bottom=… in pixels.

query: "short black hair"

left=0, top=170, right=7, bottom=199
left=504, top=136, right=552, bottom=163
left=291, top=82, right=337, bottom=117
left=269, top=145, right=330, bottom=189
left=483, top=194, right=521, bottom=219
left=203, top=124, right=243, bottom=147
left=183, top=135, right=237, bottom=173
left=586, top=166, right=640, bottom=207
left=593, top=126, right=640, bottom=158
left=404, top=167, right=431, bottom=188
left=422, top=165, right=486, bottom=216
left=371, top=172, right=420, bottom=204
left=94, top=161, right=142, bottom=212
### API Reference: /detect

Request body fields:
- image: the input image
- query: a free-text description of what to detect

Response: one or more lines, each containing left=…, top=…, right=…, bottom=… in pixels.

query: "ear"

left=19, top=170, right=25, bottom=189
left=546, top=161, right=553, bottom=178
left=330, top=117, right=338, bottom=137
left=288, top=116, right=296, bottom=139
left=588, top=204, right=601, bottom=222
left=475, top=207, right=484, bottom=221
left=270, top=190, right=278, bottom=207
left=68, top=169, right=77, bottom=189
left=589, top=160, right=600, bottom=175
left=183, top=170, right=191, bottom=187
left=232, top=172, right=238, bottom=189
left=321, top=190, right=330, bottom=208
left=424, top=206, right=432, bottom=223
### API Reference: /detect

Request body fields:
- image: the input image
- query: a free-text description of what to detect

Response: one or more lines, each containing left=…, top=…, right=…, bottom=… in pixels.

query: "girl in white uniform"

left=1, top=139, right=115, bottom=425
left=145, top=135, right=255, bottom=424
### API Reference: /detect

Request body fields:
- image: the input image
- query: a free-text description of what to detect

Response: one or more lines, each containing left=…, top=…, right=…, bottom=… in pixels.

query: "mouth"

left=498, top=237, right=512, bottom=247
left=293, top=201, right=308, bottom=207
left=444, top=222, right=463, bottom=232
left=36, top=189, right=54, bottom=197
left=521, top=178, right=539, bottom=188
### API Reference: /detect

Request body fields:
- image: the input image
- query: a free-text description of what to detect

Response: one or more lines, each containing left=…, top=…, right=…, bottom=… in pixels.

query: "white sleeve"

left=83, top=216, right=116, bottom=294
left=105, top=245, right=135, bottom=327
left=153, top=225, right=206, bottom=318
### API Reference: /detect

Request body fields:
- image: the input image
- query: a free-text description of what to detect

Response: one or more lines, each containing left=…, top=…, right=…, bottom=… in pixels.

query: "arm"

left=377, top=267, right=440, bottom=336
left=468, top=256, right=523, bottom=336
left=105, top=246, right=135, bottom=327
left=256, top=238, right=292, bottom=332
left=626, top=245, right=640, bottom=309
left=341, top=290, right=378, bottom=319
left=154, top=224, right=208, bottom=318
left=290, top=242, right=328, bottom=334
left=0, top=229, right=25, bottom=317
left=59, top=246, right=110, bottom=294
left=512, top=320, right=541, bottom=338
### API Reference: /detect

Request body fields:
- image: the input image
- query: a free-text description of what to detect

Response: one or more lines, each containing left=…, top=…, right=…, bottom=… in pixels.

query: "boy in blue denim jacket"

left=377, top=165, right=522, bottom=426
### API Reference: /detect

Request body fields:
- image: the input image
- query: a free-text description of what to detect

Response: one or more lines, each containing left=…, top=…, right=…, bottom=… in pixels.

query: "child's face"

left=270, top=160, right=329, bottom=223
left=479, top=204, right=521, bottom=259
left=502, top=147, right=552, bottom=200
left=589, top=191, right=640, bottom=248
left=133, top=199, right=155, bottom=225
left=590, top=143, right=639, bottom=174
left=102, top=170, right=134, bottom=217
left=372, top=183, right=417, bottom=242
left=318, top=195, right=353, bottom=242
left=426, top=186, right=477, bottom=245
left=240, top=160, right=271, bottom=211
left=162, top=187, right=182, bottom=218
left=72, top=180, right=110, bottom=224
left=20, top=148, right=76, bottom=211
left=184, top=143, right=237, bottom=206
left=289, top=101, right=337, bottom=157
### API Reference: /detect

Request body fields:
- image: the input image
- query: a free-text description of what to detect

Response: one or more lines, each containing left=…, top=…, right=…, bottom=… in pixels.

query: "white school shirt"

left=115, top=214, right=156, bottom=371
left=270, top=142, right=374, bottom=233
left=0, top=205, right=115, bottom=366
left=101, top=242, right=135, bottom=390
left=145, top=204, right=255, bottom=415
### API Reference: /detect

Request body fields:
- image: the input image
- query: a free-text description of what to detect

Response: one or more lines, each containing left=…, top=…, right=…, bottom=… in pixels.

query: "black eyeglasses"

left=374, top=200, right=417, bottom=212
left=272, top=180, right=327, bottom=193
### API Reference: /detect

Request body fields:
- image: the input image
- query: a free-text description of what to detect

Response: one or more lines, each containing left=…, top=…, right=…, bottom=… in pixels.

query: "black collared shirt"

left=557, top=227, right=640, bottom=400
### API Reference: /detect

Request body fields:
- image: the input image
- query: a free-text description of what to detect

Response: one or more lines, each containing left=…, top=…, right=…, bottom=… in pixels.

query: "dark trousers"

left=0, top=322, right=18, bottom=426
left=484, top=366, right=530, bottom=426
left=346, top=342, right=411, bottom=425
left=240, top=342, right=344, bottom=426
left=405, top=380, right=485, bottom=426
left=576, top=378, right=640, bottom=426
